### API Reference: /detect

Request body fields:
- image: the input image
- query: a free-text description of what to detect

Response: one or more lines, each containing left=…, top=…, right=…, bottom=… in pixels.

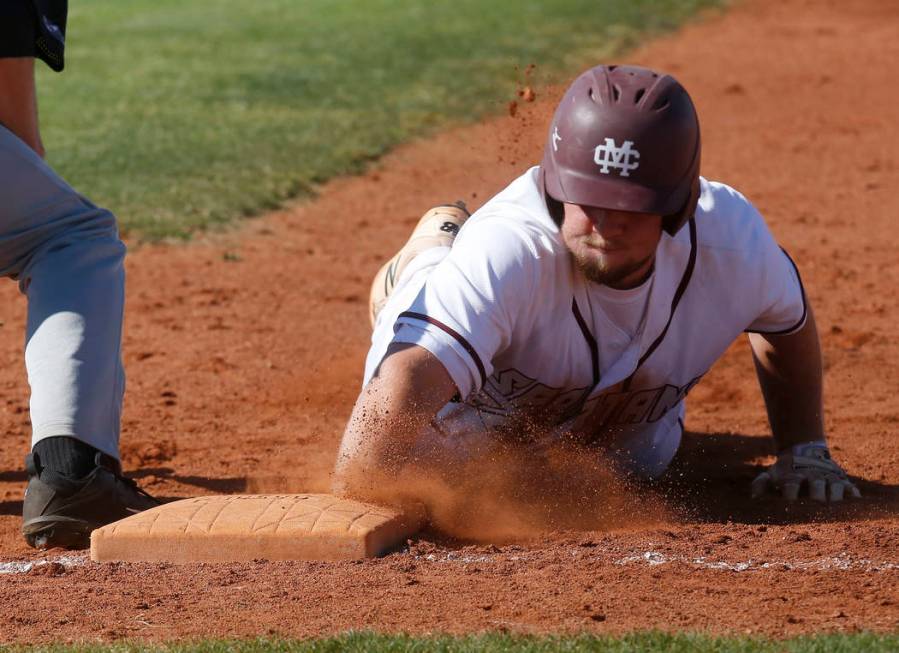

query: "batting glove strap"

left=784, top=439, right=829, bottom=458
left=751, top=440, right=861, bottom=502
left=784, top=441, right=843, bottom=476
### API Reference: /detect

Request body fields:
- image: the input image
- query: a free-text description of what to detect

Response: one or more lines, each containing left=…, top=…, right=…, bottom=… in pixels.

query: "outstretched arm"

left=748, top=305, right=824, bottom=450
left=333, top=342, right=457, bottom=502
left=0, top=57, right=44, bottom=157
left=748, top=304, right=859, bottom=501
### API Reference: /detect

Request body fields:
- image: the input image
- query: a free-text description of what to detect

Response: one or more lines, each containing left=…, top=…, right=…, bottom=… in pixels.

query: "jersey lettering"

left=582, top=374, right=703, bottom=429
left=467, top=366, right=703, bottom=435
left=646, top=376, right=702, bottom=422
left=617, top=388, right=663, bottom=424
left=585, top=391, right=631, bottom=426
left=471, top=368, right=589, bottom=421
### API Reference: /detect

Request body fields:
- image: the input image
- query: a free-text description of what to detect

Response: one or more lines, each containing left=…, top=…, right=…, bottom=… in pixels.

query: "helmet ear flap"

left=538, top=166, right=565, bottom=227
left=546, top=195, right=564, bottom=227
left=663, top=177, right=701, bottom=235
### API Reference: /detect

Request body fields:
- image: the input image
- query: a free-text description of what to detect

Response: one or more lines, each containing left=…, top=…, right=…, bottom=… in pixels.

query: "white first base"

left=90, top=494, right=424, bottom=563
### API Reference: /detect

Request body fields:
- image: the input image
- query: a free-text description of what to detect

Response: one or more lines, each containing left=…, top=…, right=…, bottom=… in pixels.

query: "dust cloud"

left=339, top=434, right=671, bottom=543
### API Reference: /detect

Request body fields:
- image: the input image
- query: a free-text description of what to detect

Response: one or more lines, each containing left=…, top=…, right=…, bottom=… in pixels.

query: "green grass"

left=35, top=0, right=724, bottom=240
left=14, top=632, right=899, bottom=652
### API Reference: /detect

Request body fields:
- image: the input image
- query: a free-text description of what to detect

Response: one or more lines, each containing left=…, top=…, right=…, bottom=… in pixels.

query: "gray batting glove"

left=751, top=440, right=861, bottom=502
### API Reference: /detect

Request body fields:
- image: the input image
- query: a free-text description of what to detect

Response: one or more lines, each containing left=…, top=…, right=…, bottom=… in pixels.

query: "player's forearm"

left=332, top=343, right=457, bottom=501
left=334, top=379, right=430, bottom=497
left=749, top=305, right=825, bottom=451
left=0, top=57, right=44, bottom=157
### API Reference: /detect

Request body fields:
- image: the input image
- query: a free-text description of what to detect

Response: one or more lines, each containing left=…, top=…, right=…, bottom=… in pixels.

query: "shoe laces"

left=95, top=453, right=161, bottom=505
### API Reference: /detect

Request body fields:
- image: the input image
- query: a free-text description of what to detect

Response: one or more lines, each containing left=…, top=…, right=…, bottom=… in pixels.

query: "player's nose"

left=587, top=208, right=628, bottom=236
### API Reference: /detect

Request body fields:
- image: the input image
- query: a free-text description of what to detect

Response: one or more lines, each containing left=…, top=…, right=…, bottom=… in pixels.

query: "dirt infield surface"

left=1, top=0, right=897, bottom=643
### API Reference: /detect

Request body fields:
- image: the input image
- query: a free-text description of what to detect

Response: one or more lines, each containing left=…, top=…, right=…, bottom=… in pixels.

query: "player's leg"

left=368, top=201, right=470, bottom=326
left=0, top=124, right=158, bottom=549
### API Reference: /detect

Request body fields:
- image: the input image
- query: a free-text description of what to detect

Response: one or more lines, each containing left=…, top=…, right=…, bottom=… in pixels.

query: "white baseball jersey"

left=365, top=167, right=806, bottom=478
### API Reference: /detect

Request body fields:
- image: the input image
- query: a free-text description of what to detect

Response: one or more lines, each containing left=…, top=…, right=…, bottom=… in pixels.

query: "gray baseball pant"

left=0, top=123, right=125, bottom=460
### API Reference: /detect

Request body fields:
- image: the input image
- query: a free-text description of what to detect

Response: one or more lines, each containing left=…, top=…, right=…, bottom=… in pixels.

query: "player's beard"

left=571, top=246, right=655, bottom=288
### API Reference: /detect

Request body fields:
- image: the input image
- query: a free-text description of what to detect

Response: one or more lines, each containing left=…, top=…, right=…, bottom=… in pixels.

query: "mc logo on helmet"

left=593, top=138, right=640, bottom=177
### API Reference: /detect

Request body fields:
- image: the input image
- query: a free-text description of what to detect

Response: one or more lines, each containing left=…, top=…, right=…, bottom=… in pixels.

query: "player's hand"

left=751, top=440, right=860, bottom=502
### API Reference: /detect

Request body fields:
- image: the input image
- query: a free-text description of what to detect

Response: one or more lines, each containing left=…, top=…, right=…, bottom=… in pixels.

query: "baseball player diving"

left=333, top=64, right=860, bottom=511
left=2, top=0, right=158, bottom=549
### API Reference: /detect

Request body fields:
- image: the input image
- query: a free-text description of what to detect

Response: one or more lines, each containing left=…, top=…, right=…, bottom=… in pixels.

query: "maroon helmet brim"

left=544, top=165, right=689, bottom=216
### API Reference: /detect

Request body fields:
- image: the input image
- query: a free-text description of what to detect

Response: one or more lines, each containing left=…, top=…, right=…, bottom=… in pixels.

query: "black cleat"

left=22, top=451, right=160, bottom=549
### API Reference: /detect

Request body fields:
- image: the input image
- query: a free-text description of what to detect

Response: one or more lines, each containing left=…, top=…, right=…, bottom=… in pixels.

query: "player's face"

left=561, top=203, right=663, bottom=289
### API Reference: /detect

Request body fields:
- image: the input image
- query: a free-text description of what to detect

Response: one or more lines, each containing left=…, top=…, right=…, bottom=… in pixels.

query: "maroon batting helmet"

left=540, top=64, right=701, bottom=235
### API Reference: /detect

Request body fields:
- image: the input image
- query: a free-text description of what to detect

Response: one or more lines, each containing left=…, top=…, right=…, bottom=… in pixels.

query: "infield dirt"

left=1, top=0, right=897, bottom=642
